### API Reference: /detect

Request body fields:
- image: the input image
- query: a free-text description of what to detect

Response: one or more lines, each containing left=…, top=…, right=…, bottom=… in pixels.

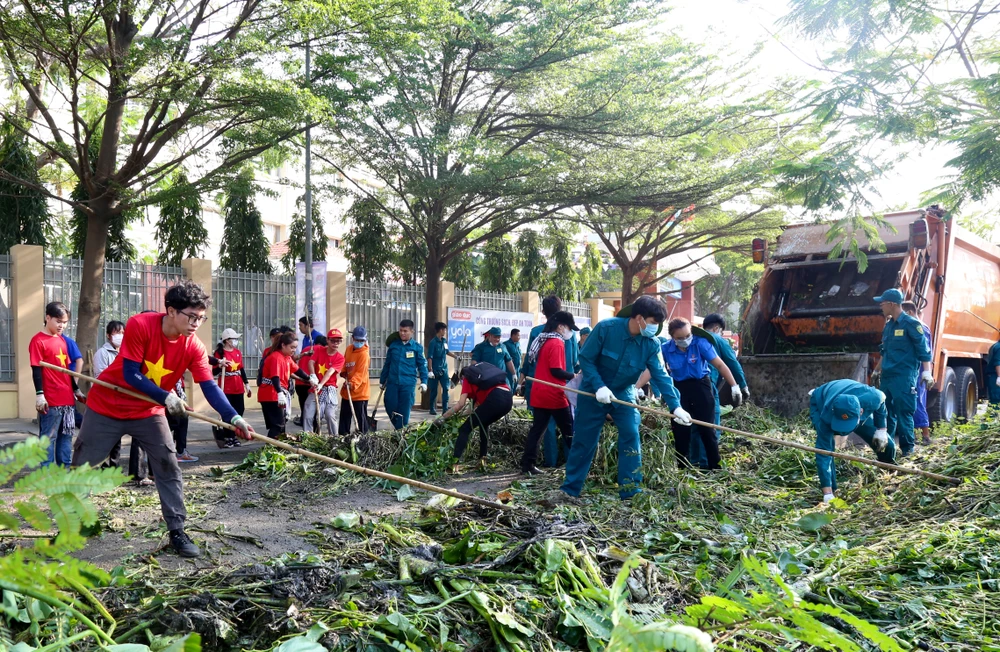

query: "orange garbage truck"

left=739, top=206, right=1000, bottom=422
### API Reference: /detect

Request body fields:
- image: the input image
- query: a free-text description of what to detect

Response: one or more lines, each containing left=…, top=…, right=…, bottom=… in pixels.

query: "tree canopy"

left=155, top=173, right=206, bottom=267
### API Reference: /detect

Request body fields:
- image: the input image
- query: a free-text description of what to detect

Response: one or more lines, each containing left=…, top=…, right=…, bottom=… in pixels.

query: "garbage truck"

left=738, top=206, right=1000, bottom=422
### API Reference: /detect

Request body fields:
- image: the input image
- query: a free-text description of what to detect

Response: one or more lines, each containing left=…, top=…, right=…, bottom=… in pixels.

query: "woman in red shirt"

left=259, top=332, right=317, bottom=440
left=520, top=311, right=579, bottom=475
left=211, top=328, right=252, bottom=448
left=437, top=362, right=514, bottom=472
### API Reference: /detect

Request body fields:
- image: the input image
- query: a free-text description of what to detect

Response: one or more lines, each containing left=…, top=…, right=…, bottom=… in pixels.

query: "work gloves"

left=595, top=386, right=614, bottom=404
left=730, top=385, right=743, bottom=408
left=921, top=370, right=934, bottom=386
left=873, top=428, right=889, bottom=452
left=277, top=391, right=288, bottom=408
left=231, top=416, right=255, bottom=440
left=428, top=371, right=435, bottom=379
left=165, top=392, right=186, bottom=418
left=995, top=377, right=1000, bottom=388
left=35, top=394, right=48, bottom=414
left=672, top=406, right=692, bottom=426
left=870, top=371, right=881, bottom=388
left=635, top=387, right=646, bottom=400
left=74, top=389, right=87, bottom=404
left=419, top=383, right=428, bottom=393
left=742, top=386, right=750, bottom=400
left=822, top=493, right=835, bottom=503
left=309, top=374, right=320, bottom=388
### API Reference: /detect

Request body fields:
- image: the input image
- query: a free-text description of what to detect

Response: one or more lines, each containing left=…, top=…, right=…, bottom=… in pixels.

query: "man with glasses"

left=72, top=281, right=256, bottom=558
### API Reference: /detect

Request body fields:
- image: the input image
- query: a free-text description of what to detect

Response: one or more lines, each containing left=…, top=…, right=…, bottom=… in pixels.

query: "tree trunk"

left=424, top=256, right=442, bottom=349
left=621, top=266, right=639, bottom=306
left=75, top=202, right=112, bottom=362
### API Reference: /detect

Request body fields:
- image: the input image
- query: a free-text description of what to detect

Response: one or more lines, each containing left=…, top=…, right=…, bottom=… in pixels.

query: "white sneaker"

left=177, top=450, right=199, bottom=463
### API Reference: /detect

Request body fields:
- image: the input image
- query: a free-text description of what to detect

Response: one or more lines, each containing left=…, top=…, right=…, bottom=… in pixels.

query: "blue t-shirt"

left=661, top=336, right=717, bottom=382
left=62, top=335, right=82, bottom=364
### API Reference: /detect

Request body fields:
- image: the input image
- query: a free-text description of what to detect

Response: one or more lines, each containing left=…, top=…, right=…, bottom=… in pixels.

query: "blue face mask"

left=353, top=341, right=364, bottom=348
left=641, top=322, right=658, bottom=338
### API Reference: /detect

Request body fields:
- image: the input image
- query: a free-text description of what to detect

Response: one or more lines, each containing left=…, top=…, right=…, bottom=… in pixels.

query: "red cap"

left=327, top=328, right=343, bottom=340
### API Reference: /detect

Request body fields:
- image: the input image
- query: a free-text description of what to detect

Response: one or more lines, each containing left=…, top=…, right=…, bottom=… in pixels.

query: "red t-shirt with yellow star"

left=29, top=331, right=75, bottom=406
left=88, top=312, right=213, bottom=420
left=310, top=346, right=345, bottom=386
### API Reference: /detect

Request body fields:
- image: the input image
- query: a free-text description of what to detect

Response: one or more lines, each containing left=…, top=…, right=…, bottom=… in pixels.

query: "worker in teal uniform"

left=579, top=326, right=591, bottom=348
left=379, top=319, right=429, bottom=429
left=690, top=314, right=749, bottom=468
left=502, top=329, right=522, bottom=391
left=872, top=289, right=932, bottom=456
left=902, top=301, right=933, bottom=445
left=519, top=296, right=579, bottom=466
left=471, top=327, right=517, bottom=382
left=809, top=379, right=894, bottom=502
left=427, top=322, right=457, bottom=415
left=548, top=296, right=690, bottom=504
left=987, top=337, right=1000, bottom=407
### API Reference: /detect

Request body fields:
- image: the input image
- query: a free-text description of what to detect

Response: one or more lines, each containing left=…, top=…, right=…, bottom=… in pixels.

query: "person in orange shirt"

left=340, top=326, right=371, bottom=435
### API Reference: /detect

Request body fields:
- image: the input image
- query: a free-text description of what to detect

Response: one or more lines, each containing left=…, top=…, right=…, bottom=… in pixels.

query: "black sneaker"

left=292, top=416, right=303, bottom=426
left=169, top=529, right=201, bottom=558
left=223, top=437, right=242, bottom=448
left=522, top=466, right=545, bottom=476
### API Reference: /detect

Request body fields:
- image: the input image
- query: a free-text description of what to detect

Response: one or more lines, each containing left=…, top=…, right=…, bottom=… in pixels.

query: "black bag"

left=461, top=362, right=507, bottom=389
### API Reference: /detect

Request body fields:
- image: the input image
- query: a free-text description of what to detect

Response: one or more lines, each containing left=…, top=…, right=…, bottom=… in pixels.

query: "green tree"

left=515, top=230, right=547, bottom=292
left=546, top=232, right=576, bottom=300
left=0, top=129, right=49, bottom=252
left=694, top=250, right=764, bottom=327
left=69, top=181, right=136, bottom=262
left=393, top=238, right=426, bottom=286
left=479, top=232, right=516, bottom=292
left=219, top=173, right=273, bottom=274
left=443, top=252, right=477, bottom=290
left=578, top=243, right=603, bottom=300
left=281, top=196, right=328, bottom=275
left=155, top=172, right=206, bottom=267
left=343, top=197, right=394, bottom=282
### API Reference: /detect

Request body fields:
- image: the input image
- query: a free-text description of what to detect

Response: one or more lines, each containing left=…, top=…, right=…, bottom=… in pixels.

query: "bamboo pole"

left=525, top=375, right=961, bottom=485
left=41, top=362, right=514, bottom=511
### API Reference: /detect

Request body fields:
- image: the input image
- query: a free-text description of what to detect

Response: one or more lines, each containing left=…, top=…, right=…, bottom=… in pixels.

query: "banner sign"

left=447, top=307, right=535, bottom=354
left=295, top=261, right=327, bottom=351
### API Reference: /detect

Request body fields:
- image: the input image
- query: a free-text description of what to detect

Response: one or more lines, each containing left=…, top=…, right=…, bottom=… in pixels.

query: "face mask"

left=353, top=341, right=364, bottom=349
left=228, top=339, right=239, bottom=347
left=561, top=328, right=574, bottom=341
left=675, top=335, right=693, bottom=349
left=641, top=322, right=658, bottom=338
left=111, top=333, right=124, bottom=347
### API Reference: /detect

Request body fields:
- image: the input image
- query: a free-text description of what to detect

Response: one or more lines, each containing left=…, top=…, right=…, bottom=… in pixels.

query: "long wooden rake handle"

left=525, top=375, right=960, bottom=485
left=42, top=362, right=514, bottom=510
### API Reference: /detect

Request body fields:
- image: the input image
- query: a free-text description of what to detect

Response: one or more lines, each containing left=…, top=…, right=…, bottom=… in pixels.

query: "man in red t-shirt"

left=519, top=312, right=578, bottom=475
left=436, top=362, right=514, bottom=472
left=29, top=302, right=84, bottom=467
left=304, top=329, right=346, bottom=437
left=72, top=281, right=256, bottom=558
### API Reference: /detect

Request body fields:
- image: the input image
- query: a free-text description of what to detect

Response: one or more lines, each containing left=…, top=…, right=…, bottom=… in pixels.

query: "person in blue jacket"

left=547, top=296, right=689, bottom=504
left=519, top=296, right=579, bottom=466
left=689, top=314, right=749, bottom=468
left=871, top=289, right=932, bottom=456
left=902, top=301, right=933, bottom=445
left=379, top=319, right=428, bottom=429
left=987, top=338, right=1000, bottom=407
left=502, top=329, right=522, bottom=391
left=809, top=379, right=894, bottom=502
left=427, top=322, right=457, bottom=415
left=472, top=327, right=517, bottom=380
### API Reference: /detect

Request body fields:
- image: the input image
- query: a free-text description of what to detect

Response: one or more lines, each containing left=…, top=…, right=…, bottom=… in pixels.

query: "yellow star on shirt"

left=143, top=355, right=174, bottom=388
left=55, top=351, right=69, bottom=367
left=317, top=363, right=327, bottom=375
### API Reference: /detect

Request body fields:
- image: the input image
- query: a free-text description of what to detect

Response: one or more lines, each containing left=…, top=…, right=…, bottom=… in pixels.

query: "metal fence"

left=212, top=270, right=296, bottom=375
left=347, top=281, right=425, bottom=377
left=0, top=256, right=13, bottom=381
left=562, top=299, right=591, bottom=320
left=43, top=256, right=184, bottom=352
left=453, top=288, right=520, bottom=313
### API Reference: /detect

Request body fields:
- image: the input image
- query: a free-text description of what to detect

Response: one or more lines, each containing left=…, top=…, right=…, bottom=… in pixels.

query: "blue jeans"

left=814, top=418, right=896, bottom=491
left=561, top=394, right=643, bottom=499
left=689, top=382, right=721, bottom=468
left=384, top=383, right=416, bottom=429
left=40, top=406, right=74, bottom=467
left=427, top=374, right=450, bottom=414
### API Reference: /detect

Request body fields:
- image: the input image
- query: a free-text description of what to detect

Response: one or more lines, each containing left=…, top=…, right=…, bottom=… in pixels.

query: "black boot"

left=169, top=529, right=201, bottom=558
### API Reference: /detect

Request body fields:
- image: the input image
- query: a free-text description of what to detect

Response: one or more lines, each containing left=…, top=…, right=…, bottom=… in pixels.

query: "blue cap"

left=580, top=327, right=591, bottom=335
left=830, top=394, right=862, bottom=433
left=351, top=326, right=367, bottom=341
left=486, top=327, right=502, bottom=337
left=874, top=288, right=904, bottom=304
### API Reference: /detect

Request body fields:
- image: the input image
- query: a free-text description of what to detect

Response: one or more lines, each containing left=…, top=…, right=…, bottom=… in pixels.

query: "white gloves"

left=74, top=389, right=86, bottom=403
left=309, top=373, right=319, bottom=387
left=672, top=406, right=692, bottom=425
left=635, top=387, right=646, bottom=400
left=231, top=416, right=254, bottom=440
left=165, top=392, right=186, bottom=418
left=822, top=493, right=835, bottom=503
left=808, top=388, right=816, bottom=396
left=921, top=370, right=934, bottom=386
left=428, top=371, right=435, bottom=379
left=873, top=428, right=889, bottom=452
left=995, top=377, right=1000, bottom=388
left=730, top=385, right=743, bottom=408
left=277, top=391, right=288, bottom=408
left=595, top=386, right=614, bottom=404
left=35, top=394, right=48, bottom=414
left=419, top=383, right=428, bottom=393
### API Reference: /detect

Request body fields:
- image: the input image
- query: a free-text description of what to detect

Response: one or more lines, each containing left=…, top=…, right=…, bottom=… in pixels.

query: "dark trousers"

left=521, top=406, right=573, bottom=470
left=214, top=392, right=246, bottom=443
left=295, top=385, right=310, bottom=416
left=261, top=401, right=286, bottom=439
left=167, top=414, right=188, bottom=452
left=339, top=399, right=369, bottom=436
left=671, top=376, right=721, bottom=469
left=454, top=389, right=513, bottom=459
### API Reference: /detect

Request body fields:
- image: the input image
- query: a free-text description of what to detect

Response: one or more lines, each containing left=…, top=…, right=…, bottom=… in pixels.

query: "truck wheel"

left=928, top=367, right=958, bottom=423
left=955, top=366, right=978, bottom=421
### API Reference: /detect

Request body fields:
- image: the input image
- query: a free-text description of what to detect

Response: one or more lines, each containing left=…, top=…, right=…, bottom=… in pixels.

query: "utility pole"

left=304, top=41, right=313, bottom=327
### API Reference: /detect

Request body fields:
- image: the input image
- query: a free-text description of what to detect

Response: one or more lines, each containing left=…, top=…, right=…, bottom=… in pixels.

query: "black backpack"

left=461, top=362, right=507, bottom=389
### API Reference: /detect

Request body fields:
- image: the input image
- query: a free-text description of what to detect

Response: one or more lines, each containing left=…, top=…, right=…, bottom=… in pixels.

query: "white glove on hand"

left=595, top=386, right=614, bottom=404
left=35, top=394, right=48, bottom=414
left=808, top=388, right=816, bottom=396
left=231, top=416, right=255, bottom=440
left=74, top=389, right=86, bottom=403
left=822, top=493, right=835, bottom=503
left=419, top=383, right=428, bottom=393
left=921, top=370, right=934, bottom=386
left=428, top=371, right=435, bottom=379
left=165, top=392, right=186, bottom=418
left=873, top=428, right=889, bottom=452
left=995, top=377, right=1000, bottom=388
left=635, top=387, right=646, bottom=400
left=730, top=385, right=743, bottom=408
left=277, top=391, right=288, bottom=408
left=672, top=406, right=692, bottom=426
left=309, top=373, right=319, bottom=388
